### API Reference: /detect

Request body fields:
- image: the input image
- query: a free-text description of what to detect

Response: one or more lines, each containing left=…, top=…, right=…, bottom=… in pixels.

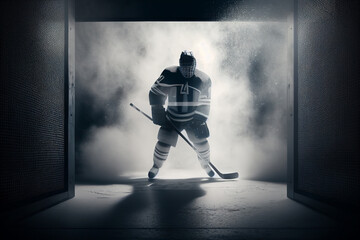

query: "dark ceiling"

left=75, top=0, right=292, bottom=22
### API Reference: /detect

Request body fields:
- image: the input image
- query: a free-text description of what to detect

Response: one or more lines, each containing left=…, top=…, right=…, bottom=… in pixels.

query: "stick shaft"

left=130, top=103, right=153, bottom=121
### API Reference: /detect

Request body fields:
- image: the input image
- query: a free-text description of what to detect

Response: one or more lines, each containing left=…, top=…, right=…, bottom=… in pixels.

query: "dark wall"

left=0, top=0, right=70, bottom=213
left=295, top=0, right=360, bottom=211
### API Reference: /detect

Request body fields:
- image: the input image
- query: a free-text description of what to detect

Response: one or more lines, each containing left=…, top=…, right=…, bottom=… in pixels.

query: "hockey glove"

left=189, top=117, right=209, bottom=139
left=151, top=105, right=169, bottom=127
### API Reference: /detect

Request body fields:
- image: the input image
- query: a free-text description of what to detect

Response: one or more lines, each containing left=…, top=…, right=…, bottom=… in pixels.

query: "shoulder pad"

left=163, top=66, right=178, bottom=74
left=158, top=66, right=178, bottom=84
left=194, top=69, right=211, bottom=83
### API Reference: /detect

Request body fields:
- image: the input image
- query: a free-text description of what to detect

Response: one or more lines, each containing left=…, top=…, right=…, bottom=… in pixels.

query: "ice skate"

left=148, top=164, right=159, bottom=179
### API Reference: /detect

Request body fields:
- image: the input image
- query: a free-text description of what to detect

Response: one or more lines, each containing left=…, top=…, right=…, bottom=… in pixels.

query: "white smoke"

left=75, top=22, right=288, bottom=181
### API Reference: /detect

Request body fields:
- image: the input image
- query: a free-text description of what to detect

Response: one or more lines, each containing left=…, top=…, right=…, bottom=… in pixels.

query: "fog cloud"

left=75, top=22, right=288, bottom=181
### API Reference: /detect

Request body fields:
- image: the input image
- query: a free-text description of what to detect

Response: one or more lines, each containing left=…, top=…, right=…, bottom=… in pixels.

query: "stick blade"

left=219, top=172, right=239, bottom=179
left=209, top=162, right=239, bottom=179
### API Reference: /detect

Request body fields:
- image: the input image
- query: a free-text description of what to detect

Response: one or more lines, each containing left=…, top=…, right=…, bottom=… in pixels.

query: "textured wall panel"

left=0, top=0, right=66, bottom=211
left=296, top=0, right=360, bottom=206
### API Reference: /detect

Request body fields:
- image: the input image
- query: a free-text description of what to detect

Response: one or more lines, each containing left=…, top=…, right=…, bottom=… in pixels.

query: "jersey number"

left=180, top=82, right=189, bottom=95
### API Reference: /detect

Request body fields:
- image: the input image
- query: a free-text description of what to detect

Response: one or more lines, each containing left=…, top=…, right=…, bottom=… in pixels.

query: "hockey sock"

left=194, top=140, right=214, bottom=177
left=149, top=142, right=170, bottom=179
left=153, top=141, right=170, bottom=169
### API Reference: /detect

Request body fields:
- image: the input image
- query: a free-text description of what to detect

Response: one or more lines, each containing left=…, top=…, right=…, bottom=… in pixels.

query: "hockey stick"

left=130, top=103, right=239, bottom=179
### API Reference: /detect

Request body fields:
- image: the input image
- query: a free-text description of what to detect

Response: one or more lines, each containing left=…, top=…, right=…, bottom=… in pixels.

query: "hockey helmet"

left=179, top=50, right=196, bottom=78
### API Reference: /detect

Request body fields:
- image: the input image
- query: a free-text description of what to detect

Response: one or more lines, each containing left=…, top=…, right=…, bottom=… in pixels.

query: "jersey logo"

left=180, top=82, right=189, bottom=95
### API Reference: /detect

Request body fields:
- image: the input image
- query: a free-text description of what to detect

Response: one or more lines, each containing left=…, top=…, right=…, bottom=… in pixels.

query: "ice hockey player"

left=148, top=50, right=214, bottom=179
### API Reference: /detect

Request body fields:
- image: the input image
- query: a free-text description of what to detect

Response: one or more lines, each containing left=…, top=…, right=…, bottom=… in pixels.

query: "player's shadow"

left=88, top=177, right=225, bottom=230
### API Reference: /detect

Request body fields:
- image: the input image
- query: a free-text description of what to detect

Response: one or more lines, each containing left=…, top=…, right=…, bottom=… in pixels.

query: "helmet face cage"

left=179, top=50, right=196, bottom=78
left=179, top=64, right=196, bottom=78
